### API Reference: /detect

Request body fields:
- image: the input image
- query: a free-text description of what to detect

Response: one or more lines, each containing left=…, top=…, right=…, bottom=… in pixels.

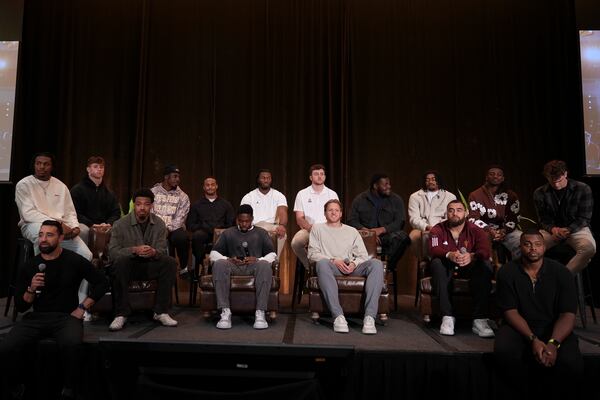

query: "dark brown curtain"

left=2, top=0, right=598, bottom=296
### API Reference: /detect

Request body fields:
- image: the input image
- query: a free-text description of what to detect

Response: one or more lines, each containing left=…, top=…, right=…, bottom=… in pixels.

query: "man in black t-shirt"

left=494, top=229, right=583, bottom=398
left=209, top=204, right=276, bottom=330
left=0, top=220, right=108, bottom=399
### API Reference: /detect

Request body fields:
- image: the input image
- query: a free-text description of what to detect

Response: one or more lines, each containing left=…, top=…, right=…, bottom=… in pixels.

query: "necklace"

left=36, top=178, right=51, bottom=196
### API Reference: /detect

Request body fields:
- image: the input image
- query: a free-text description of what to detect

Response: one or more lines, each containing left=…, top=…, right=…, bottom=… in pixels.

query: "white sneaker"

left=472, top=318, right=495, bottom=338
left=333, top=315, right=349, bottom=333
left=439, top=316, right=455, bottom=336
left=253, top=310, right=269, bottom=329
left=109, top=316, right=127, bottom=331
left=362, top=315, right=377, bottom=334
left=153, top=313, right=178, bottom=327
left=179, top=266, right=190, bottom=277
left=83, top=311, right=92, bottom=322
left=216, top=308, right=232, bottom=329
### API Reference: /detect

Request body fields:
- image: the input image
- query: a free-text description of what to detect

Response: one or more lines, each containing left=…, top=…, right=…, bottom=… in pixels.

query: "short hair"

left=421, top=170, right=446, bottom=190
left=41, top=220, right=63, bottom=235
left=447, top=199, right=464, bottom=209
left=255, top=169, right=272, bottom=186
left=132, top=187, right=155, bottom=203
left=370, top=173, right=389, bottom=190
left=543, top=160, right=568, bottom=179
left=203, top=176, right=217, bottom=184
left=309, top=164, right=326, bottom=174
left=324, top=199, right=343, bottom=212
left=31, top=152, right=55, bottom=171
left=86, top=156, right=105, bottom=166
left=520, top=228, right=544, bottom=243
left=238, top=204, right=254, bottom=216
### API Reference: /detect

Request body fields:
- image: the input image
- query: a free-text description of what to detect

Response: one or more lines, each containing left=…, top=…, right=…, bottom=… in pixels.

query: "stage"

left=1, top=295, right=600, bottom=399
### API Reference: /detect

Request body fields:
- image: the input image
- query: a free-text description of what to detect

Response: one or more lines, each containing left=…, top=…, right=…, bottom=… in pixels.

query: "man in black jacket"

left=0, top=220, right=108, bottom=399
left=348, top=173, right=410, bottom=272
left=70, top=156, right=121, bottom=246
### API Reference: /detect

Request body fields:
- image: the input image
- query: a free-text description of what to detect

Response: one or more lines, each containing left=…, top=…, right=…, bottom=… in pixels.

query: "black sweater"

left=70, top=176, right=121, bottom=226
left=16, top=249, right=108, bottom=313
left=186, top=197, right=235, bottom=233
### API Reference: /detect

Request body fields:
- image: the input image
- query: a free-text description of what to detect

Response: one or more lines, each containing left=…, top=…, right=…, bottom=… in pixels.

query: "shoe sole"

left=334, top=328, right=349, bottom=333
left=362, top=329, right=377, bottom=334
left=472, top=328, right=495, bottom=338
left=440, top=330, right=455, bottom=336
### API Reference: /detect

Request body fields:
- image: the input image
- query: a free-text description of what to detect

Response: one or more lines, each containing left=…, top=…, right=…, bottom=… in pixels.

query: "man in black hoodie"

left=70, top=156, right=121, bottom=246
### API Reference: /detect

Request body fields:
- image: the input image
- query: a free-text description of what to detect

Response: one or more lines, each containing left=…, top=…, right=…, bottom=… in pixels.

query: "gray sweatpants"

left=212, top=259, right=273, bottom=310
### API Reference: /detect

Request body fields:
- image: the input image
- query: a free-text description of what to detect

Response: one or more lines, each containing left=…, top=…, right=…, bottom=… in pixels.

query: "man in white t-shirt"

left=292, top=164, right=339, bottom=269
left=240, top=169, right=288, bottom=256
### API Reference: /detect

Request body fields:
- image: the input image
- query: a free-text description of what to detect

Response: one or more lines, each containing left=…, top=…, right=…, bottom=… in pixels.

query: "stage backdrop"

left=2, top=0, right=599, bottom=297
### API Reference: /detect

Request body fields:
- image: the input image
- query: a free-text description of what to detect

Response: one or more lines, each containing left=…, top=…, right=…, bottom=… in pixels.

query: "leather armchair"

left=307, top=230, right=390, bottom=322
left=198, top=228, right=280, bottom=319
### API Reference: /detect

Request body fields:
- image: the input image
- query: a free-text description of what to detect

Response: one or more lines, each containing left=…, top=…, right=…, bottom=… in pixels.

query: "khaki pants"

left=291, top=229, right=310, bottom=269
left=541, top=227, right=596, bottom=274
left=254, top=221, right=286, bottom=257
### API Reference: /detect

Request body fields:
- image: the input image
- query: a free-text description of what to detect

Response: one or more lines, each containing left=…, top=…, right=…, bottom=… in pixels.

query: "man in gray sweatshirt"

left=308, top=199, right=384, bottom=334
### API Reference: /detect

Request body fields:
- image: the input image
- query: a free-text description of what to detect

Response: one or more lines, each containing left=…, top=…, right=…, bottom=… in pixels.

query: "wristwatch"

left=528, top=333, right=537, bottom=342
left=77, top=303, right=88, bottom=312
left=547, top=338, right=561, bottom=349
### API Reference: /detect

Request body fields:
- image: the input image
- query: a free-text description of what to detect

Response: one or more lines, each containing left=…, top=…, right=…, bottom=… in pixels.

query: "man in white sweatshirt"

left=308, top=199, right=384, bottom=335
left=15, top=152, right=92, bottom=261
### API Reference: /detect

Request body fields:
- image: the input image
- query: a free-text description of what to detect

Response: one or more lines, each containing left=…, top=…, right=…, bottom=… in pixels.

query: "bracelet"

left=78, top=303, right=88, bottom=312
left=528, top=333, right=537, bottom=342
left=547, top=338, right=561, bottom=349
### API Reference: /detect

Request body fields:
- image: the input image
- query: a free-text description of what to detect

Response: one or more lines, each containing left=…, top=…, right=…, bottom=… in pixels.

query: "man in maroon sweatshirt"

left=428, top=200, right=494, bottom=337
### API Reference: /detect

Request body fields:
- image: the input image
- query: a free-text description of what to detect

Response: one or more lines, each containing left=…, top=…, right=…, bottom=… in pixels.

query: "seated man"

left=15, top=152, right=92, bottom=261
left=428, top=200, right=494, bottom=337
left=186, top=176, right=235, bottom=275
left=70, top=155, right=122, bottom=245
left=151, top=164, right=191, bottom=275
left=210, top=204, right=277, bottom=330
left=348, top=173, right=411, bottom=272
left=240, top=169, right=288, bottom=256
left=0, top=220, right=108, bottom=399
left=407, top=170, right=456, bottom=255
left=533, top=160, right=596, bottom=274
left=494, top=229, right=583, bottom=397
left=468, top=165, right=522, bottom=259
left=292, top=164, right=338, bottom=269
left=308, top=199, right=384, bottom=335
left=108, top=188, right=178, bottom=331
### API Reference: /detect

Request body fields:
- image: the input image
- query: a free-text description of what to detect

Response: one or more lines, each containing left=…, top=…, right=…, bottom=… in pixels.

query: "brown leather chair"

left=417, top=231, right=498, bottom=322
left=198, top=228, right=280, bottom=319
left=90, top=230, right=167, bottom=314
left=307, top=230, right=390, bottom=323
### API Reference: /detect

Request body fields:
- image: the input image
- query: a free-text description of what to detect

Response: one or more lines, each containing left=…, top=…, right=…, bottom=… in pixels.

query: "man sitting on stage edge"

left=0, top=220, right=108, bottom=400
left=108, top=188, right=178, bottom=331
left=428, top=200, right=494, bottom=337
left=210, top=204, right=277, bottom=330
left=494, top=229, right=583, bottom=397
left=308, top=199, right=384, bottom=334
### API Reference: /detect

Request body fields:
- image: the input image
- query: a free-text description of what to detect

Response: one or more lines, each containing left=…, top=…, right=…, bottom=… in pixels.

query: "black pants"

left=430, top=257, right=493, bottom=318
left=0, top=312, right=82, bottom=396
left=382, top=231, right=411, bottom=271
left=493, top=324, right=583, bottom=399
left=168, top=228, right=190, bottom=270
left=191, top=229, right=212, bottom=270
left=112, top=254, right=177, bottom=316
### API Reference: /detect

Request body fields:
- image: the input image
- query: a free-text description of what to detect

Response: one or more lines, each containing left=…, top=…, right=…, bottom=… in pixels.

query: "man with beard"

left=187, top=177, right=235, bottom=281
left=407, top=171, right=456, bottom=252
left=468, top=165, right=522, bottom=259
left=210, top=205, right=276, bottom=330
left=494, top=229, right=583, bottom=397
left=107, top=188, right=178, bottom=331
left=70, top=156, right=122, bottom=245
left=241, top=169, right=288, bottom=256
left=151, top=164, right=191, bottom=276
left=533, top=160, right=596, bottom=274
left=348, top=173, right=411, bottom=273
left=15, top=152, right=92, bottom=261
left=0, top=220, right=108, bottom=399
left=428, top=200, right=494, bottom=337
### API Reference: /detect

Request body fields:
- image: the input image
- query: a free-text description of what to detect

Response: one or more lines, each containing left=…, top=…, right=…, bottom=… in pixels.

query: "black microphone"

left=343, top=258, right=350, bottom=265
left=242, top=242, right=250, bottom=257
left=36, top=263, right=46, bottom=294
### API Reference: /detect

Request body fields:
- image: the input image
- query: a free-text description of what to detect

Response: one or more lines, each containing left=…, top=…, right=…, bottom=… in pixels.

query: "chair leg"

left=414, top=269, right=420, bottom=308
left=292, top=259, right=304, bottom=311
left=575, top=272, right=587, bottom=329
left=393, top=269, right=398, bottom=311
left=173, top=278, right=179, bottom=305
left=3, top=289, right=12, bottom=317
left=311, top=312, right=320, bottom=323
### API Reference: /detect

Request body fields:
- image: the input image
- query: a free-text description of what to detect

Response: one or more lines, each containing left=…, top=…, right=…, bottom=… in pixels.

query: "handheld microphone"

left=343, top=258, right=350, bottom=265
left=36, top=263, right=46, bottom=294
left=242, top=242, right=250, bottom=257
